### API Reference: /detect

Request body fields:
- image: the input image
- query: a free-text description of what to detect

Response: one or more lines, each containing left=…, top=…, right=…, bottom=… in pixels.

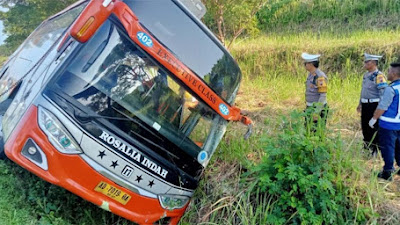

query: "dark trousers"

left=379, top=128, right=400, bottom=171
left=305, top=104, right=329, bottom=130
left=361, top=103, right=379, bottom=153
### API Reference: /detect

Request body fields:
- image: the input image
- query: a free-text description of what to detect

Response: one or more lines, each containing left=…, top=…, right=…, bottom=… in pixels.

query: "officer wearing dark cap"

left=357, top=53, right=388, bottom=155
left=302, top=53, right=328, bottom=128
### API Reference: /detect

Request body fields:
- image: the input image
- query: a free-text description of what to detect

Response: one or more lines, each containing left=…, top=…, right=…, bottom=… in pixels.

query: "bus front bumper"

left=4, top=105, right=187, bottom=225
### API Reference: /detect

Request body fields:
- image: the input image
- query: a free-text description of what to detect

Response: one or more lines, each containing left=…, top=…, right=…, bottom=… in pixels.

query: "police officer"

left=302, top=53, right=328, bottom=128
left=357, top=53, right=388, bottom=155
left=369, top=63, right=400, bottom=180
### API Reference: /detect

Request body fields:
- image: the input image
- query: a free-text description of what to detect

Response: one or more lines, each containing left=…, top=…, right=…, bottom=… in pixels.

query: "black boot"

left=378, top=170, right=393, bottom=181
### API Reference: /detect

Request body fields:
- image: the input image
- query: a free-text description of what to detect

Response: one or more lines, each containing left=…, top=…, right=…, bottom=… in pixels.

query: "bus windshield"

left=125, top=0, right=241, bottom=104
left=53, top=20, right=223, bottom=158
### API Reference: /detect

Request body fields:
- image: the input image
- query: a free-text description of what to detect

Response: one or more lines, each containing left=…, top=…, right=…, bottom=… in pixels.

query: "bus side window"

left=5, top=3, right=85, bottom=84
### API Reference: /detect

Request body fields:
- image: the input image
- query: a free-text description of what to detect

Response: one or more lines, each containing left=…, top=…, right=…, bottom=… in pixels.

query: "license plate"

left=94, top=181, right=131, bottom=205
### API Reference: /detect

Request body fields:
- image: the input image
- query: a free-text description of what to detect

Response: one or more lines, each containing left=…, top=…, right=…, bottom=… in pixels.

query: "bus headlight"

left=158, top=195, right=190, bottom=210
left=38, top=106, right=82, bottom=154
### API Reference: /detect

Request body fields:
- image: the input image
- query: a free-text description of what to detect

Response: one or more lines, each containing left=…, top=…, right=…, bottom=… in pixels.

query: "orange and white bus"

left=0, top=0, right=252, bottom=224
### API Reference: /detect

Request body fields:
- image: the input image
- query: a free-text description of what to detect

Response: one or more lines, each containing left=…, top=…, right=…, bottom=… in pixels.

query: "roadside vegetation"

left=257, top=0, right=400, bottom=34
left=1, top=0, right=400, bottom=224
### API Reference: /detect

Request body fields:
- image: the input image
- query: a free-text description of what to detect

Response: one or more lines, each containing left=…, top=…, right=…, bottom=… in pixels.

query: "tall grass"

left=181, top=111, right=390, bottom=224
left=231, top=30, right=400, bottom=128
left=232, top=30, right=400, bottom=79
left=237, top=75, right=361, bottom=130
left=181, top=29, right=400, bottom=224
left=258, top=0, right=400, bottom=33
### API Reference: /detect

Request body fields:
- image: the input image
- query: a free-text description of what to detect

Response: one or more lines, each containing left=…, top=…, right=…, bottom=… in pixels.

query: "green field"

left=180, top=31, right=400, bottom=224
left=2, top=0, right=400, bottom=224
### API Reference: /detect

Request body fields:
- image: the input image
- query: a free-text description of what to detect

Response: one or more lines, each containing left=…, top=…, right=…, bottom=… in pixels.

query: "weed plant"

left=250, top=111, right=370, bottom=224
left=181, top=109, right=387, bottom=224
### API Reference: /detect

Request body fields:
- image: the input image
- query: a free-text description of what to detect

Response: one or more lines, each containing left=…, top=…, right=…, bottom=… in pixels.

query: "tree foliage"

left=0, top=0, right=76, bottom=51
left=0, top=0, right=268, bottom=51
left=202, top=0, right=267, bottom=49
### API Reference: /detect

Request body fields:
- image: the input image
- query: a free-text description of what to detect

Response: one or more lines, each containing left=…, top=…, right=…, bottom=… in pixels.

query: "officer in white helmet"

left=357, top=53, right=388, bottom=156
left=302, top=53, right=329, bottom=129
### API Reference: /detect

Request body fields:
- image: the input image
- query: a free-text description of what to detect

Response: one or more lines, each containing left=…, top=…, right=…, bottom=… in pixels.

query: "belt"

left=360, top=98, right=380, bottom=103
left=306, top=102, right=327, bottom=107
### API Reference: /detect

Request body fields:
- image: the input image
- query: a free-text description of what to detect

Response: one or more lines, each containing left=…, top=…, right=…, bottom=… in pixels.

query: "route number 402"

left=137, top=32, right=153, bottom=47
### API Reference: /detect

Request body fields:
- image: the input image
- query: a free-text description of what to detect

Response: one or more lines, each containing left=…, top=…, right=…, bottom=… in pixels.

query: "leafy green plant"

left=250, top=111, right=371, bottom=224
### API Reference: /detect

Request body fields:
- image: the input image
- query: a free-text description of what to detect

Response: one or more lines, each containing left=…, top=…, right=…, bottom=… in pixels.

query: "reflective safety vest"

left=380, top=80, right=400, bottom=130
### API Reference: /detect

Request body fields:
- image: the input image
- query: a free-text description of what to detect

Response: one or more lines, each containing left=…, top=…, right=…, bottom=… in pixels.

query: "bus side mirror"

left=70, top=0, right=115, bottom=43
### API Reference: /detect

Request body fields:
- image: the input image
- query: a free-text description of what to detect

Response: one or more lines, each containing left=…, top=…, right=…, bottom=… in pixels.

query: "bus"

left=0, top=0, right=252, bottom=224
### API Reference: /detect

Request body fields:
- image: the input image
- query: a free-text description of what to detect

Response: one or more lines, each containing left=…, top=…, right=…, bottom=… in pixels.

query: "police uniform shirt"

left=360, top=69, right=387, bottom=100
left=305, top=69, right=328, bottom=104
left=377, top=86, right=395, bottom=111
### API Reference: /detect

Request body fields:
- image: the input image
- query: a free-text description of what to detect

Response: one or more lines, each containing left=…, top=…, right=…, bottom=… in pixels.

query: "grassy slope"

left=181, top=30, right=400, bottom=224
left=234, top=30, right=400, bottom=127
left=258, top=0, right=400, bottom=34
left=0, top=161, right=134, bottom=225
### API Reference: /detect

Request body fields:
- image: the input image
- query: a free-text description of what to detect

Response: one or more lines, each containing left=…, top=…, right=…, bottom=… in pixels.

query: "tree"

left=0, top=0, right=267, bottom=51
left=0, top=0, right=77, bottom=51
left=202, top=0, right=267, bottom=49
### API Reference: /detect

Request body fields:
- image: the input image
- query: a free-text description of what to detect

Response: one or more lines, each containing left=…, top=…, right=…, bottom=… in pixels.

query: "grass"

left=0, top=161, right=134, bottom=225
left=0, top=56, right=7, bottom=66
left=233, top=30, right=400, bottom=79
left=258, top=0, right=400, bottom=34
left=180, top=29, right=400, bottom=224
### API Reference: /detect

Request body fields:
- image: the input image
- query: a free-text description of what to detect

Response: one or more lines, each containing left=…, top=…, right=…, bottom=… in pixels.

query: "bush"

left=249, top=111, right=370, bottom=224
left=256, top=0, right=400, bottom=34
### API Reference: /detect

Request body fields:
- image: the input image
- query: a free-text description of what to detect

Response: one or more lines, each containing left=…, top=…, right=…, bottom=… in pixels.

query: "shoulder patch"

left=376, top=74, right=386, bottom=84
left=376, top=74, right=388, bottom=89
left=317, top=76, right=327, bottom=93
